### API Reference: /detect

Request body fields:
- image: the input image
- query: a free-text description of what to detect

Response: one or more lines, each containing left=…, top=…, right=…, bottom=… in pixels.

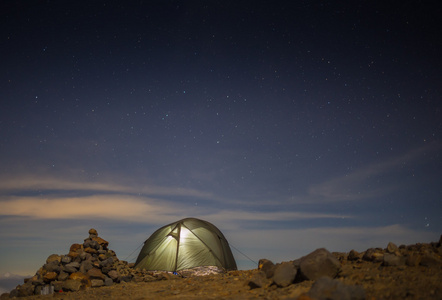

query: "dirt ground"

left=5, top=257, right=440, bottom=300
left=4, top=238, right=442, bottom=300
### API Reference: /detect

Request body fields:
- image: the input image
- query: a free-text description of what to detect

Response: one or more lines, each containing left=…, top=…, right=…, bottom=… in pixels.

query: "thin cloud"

left=0, top=175, right=213, bottom=199
left=307, top=142, right=441, bottom=202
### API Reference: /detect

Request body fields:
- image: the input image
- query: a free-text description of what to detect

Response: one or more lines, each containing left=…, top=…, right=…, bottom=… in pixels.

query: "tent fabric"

left=134, top=218, right=237, bottom=272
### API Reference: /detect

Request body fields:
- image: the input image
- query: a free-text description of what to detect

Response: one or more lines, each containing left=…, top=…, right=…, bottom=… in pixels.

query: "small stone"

left=70, top=243, right=83, bottom=252
left=347, top=250, right=360, bottom=261
left=84, top=247, right=98, bottom=254
left=91, top=279, right=104, bottom=287
left=386, top=242, right=398, bottom=253
left=61, top=255, right=72, bottom=264
left=362, top=248, right=384, bottom=262
left=92, top=236, right=109, bottom=249
left=104, top=277, right=114, bottom=286
left=89, top=228, right=98, bottom=236
left=43, top=271, right=58, bottom=282
left=80, top=260, right=94, bottom=273
left=273, top=262, right=297, bottom=287
left=44, top=260, right=61, bottom=273
left=46, top=254, right=62, bottom=264
left=58, top=270, right=70, bottom=281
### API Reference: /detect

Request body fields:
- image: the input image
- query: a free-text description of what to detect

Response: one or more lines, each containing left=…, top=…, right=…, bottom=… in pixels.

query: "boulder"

left=248, top=271, right=272, bottom=289
left=299, top=248, right=341, bottom=281
left=91, top=279, right=104, bottom=287
left=258, top=259, right=275, bottom=278
left=273, top=262, right=297, bottom=287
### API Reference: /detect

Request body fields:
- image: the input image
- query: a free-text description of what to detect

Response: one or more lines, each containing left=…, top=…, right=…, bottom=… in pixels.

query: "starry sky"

left=1, top=1, right=441, bottom=275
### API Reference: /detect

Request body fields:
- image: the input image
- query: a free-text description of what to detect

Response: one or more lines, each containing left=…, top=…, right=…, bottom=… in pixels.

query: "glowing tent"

left=134, top=218, right=237, bottom=271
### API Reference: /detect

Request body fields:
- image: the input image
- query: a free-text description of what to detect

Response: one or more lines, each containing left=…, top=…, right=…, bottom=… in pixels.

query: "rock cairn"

left=8, top=229, right=155, bottom=297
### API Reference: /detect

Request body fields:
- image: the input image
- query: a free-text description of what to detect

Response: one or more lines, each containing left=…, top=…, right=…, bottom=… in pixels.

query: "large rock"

left=248, top=271, right=272, bottom=289
left=62, top=279, right=82, bottom=292
left=88, top=267, right=106, bottom=280
left=299, top=248, right=341, bottom=281
left=43, top=272, right=58, bottom=282
left=306, top=276, right=365, bottom=300
left=258, top=259, right=275, bottom=279
left=273, top=262, right=297, bottom=287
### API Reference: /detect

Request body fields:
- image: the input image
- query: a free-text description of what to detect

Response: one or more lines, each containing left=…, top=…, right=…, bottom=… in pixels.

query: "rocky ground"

left=2, top=230, right=441, bottom=300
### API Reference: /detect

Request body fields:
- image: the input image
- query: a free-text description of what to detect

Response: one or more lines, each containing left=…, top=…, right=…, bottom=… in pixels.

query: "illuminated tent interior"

left=134, top=218, right=237, bottom=271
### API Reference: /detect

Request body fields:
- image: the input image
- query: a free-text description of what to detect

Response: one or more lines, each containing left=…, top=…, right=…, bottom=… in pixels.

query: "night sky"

left=1, top=1, right=441, bottom=276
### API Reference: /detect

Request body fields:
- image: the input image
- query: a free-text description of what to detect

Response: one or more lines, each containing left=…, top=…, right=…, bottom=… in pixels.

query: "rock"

left=386, top=242, right=398, bottom=253
left=46, top=254, right=62, bottom=264
left=58, top=270, right=70, bottom=281
left=347, top=250, right=359, bottom=261
left=258, top=259, right=275, bottom=278
left=91, top=279, right=104, bottom=287
left=68, top=250, right=80, bottom=259
left=299, top=248, right=341, bottom=281
left=306, top=276, right=365, bottom=300
left=89, top=228, right=98, bottom=236
left=80, top=260, right=94, bottom=273
left=104, top=277, right=114, bottom=286
left=88, top=267, right=106, bottom=280
left=63, top=265, right=78, bottom=273
left=92, top=236, right=109, bottom=249
left=383, top=253, right=405, bottom=266
left=62, top=279, right=82, bottom=292
left=84, top=246, right=98, bottom=254
left=43, top=271, right=58, bottom=282
left=362, top=248, right=384, bottom=262
left=108, top=270, right=120, bottom=281
left=44, top=260, right=61, bottom=273
left=273, top=262, right=297, bottom=287
left=248, top=271, right=272, bottom=289
left=70, top=243, right=83, bottom=252
left=61, top=255, right=72, bottom=264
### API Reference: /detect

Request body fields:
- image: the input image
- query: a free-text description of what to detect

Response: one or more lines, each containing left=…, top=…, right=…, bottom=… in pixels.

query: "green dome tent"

left=134, top=218, right=237, bottom=271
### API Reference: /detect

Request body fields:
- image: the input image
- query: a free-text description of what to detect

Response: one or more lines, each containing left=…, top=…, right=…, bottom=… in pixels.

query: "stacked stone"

left=9, top=229, right=135, bottom=297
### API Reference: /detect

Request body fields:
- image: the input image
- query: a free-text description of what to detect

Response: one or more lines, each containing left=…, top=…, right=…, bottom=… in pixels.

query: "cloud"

left=307, top=142, right=441, bottom=202
left=0, top=175, right=212, bottom=199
